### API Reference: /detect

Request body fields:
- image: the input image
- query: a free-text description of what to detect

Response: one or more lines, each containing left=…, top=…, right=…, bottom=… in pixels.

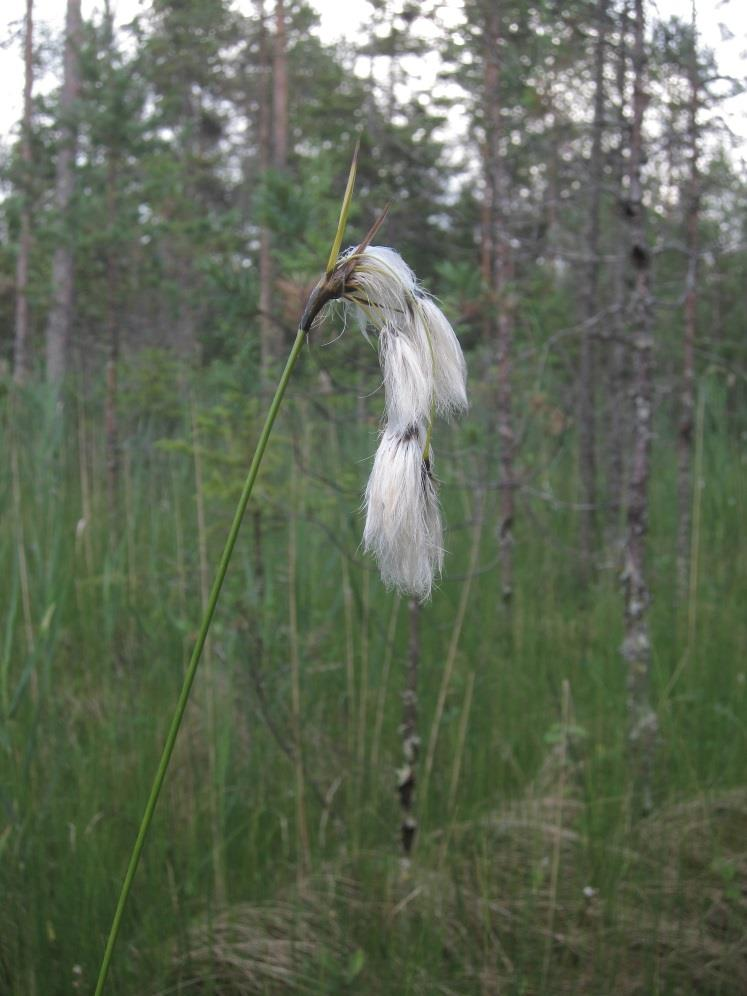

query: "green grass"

left=1, top=365, right=745, bottom=995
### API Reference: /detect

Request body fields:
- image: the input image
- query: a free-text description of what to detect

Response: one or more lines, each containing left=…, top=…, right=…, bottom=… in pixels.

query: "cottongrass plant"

left=94, top=147, right=465, bottom=991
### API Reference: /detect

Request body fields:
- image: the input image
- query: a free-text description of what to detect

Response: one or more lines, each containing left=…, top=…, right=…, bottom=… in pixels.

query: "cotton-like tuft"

left=363, top=423, right=443, bottom=600
left=345, top=245, right=416, bottom=332
left=379, top=324, right=432, bottom=428
left=319, top=242, right=467, bottom=599
left=417, top=296, right=468, bottom=417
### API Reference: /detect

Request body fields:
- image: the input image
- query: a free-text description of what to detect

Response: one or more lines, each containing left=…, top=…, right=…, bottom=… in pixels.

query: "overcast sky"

left=1, top=0, right=745, bottom=160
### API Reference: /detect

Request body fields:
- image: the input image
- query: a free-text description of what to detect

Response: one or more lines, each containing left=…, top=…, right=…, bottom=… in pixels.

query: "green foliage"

left=0, top=0, right=746, bottom=990
left=0, top=372, right=745, bottom=993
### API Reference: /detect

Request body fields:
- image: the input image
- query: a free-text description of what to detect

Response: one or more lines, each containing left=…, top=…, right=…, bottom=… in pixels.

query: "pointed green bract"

left=326, top=140, right=360, bottom=275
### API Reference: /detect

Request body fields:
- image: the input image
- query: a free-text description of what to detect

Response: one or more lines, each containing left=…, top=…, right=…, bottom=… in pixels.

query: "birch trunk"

left=398, top=598, right=421, bottom=858
left=677, top=4, right=700, bottom=604
left=622, top=0, right=658, bottom=817
left=606, top=0, right=630, bottom=530
left=484, top=1, right=515, bottom=605
left=578, top=0, right=607, bottom=580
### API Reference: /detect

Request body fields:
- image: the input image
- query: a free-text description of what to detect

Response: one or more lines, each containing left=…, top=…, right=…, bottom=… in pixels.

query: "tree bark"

left=621, top=0, right=658, bottom=817
left=13, top=0, right=34, bottom=386
left=45, top=0, right=82, bottom=387
left=606, top=0, right=630, bottom=529
left=483, top=1, right=515, bottom=605
left=578, top=0, right=607, bottom=581
left=479, top=155, right=493, bottom=342
left=257, top=0, right=275, bottom=386
left=272, top=0, right=288, bottom=172
left=677, top=4, right=700, bottom=604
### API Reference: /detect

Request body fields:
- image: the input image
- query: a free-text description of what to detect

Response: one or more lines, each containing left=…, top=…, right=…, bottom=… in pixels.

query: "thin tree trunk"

left=621, top=0, right=658, bottom=817
left=606, top=0, right=630, bottom=529
left=677, top=3, right=700, bottom=604
left=272, top=0, right=288, bottom=172
left=479, top=146, right=493, bottom=343
left=398, top=598, right=420, bottom=859
left=13, top=0, right=34, bottom=385
left=257, top=1, right=274, bottom=385
left=484, top=2, right=515, bottom=605
left=45, top=0, right=82, bottom=386
left=579, top=0, right=607, bottom=581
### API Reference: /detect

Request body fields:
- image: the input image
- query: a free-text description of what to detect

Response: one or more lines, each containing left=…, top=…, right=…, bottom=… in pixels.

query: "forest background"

left=1, top=1, right=746, bottom=993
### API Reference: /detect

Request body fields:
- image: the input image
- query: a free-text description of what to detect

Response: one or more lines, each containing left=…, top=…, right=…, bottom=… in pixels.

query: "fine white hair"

left=343, top=245, right=416, bottom=332
left=379, top=324, right=432, bottom=427
left=416, top=296, right=468, bottom=417
left=363, top=423, right=443, bottom=600
left=329, top=243, right=467, bottom=599
left=348, top=246, right=467, bottom=420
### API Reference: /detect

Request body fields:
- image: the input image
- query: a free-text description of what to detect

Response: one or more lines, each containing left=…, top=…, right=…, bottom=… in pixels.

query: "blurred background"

left=1, top=1, right=746, bottom=993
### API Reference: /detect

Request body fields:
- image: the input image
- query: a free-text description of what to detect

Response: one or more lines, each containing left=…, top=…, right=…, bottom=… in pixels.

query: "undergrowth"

left=1, top=360, right=745, bottom=994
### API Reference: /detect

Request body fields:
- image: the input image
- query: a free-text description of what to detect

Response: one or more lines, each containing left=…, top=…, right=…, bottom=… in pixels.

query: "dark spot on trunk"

left=631, top=243, right=649, bottom=269
left=401, top=817, right=417, bottom=855
left=397, top=767, right=415, bottom=809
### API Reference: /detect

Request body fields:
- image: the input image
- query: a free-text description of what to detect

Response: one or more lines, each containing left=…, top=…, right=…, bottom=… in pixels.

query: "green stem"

left=94, top=327, right=307, bottom=995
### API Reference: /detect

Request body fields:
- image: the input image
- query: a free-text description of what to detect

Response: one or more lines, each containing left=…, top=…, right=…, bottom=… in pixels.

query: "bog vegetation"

left=1, top=1, right=746, bottom=993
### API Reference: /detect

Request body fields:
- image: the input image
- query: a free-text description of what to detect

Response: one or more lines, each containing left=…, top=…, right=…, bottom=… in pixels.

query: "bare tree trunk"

left=484, top=2, right=515, bottom=605
left=13, top=0, right=34, bottom=385
left=272, top=0, right=288, bottom=172
left=621, top=0, right=658, bottom=817
left=606, top=0, right=630, bottom=530
left=677, top=3, right=700, bottom=604
left=45, top=0, right=82, bottom=387
left=257, top=1, right=275, bottom=386
left=579, top=0, right=607, bottom=581
left=398, top=598, right=420, bottom=859
left=479, top=147, right=493, bottom=343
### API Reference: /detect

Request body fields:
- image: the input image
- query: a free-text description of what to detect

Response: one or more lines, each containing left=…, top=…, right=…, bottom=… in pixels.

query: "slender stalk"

left=356, top=569, right=370, bottom=776
left=288, top=455, right=310, bottom=874
left=437, top=669, right=475, bottom=870
left=10, top=429, right=34, bottom=661
left=191, top=401, right=226, bottom=904
left=687, top=387, right=705, bottom=651
left=421, top=490, right=485, bottom=808
left=94, top=326, right=307, bottom=996
left=370, top=594, right=401, bottom=772
left=542, top=679, right=571, bottom=986
left=341, top=553, right=356, bottom=762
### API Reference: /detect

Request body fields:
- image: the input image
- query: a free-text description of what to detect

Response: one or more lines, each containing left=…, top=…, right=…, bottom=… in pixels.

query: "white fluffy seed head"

left=342, top=246, right=467, bottom=422
left=345, top=245, right=416, bottom=332
left=363, top=423, right=443, bottom=601
left=379, top=324, right=432, bottom=427
left=329, top=244, right=466, bottom=597
left=416, top=296, right=468, bottom=417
